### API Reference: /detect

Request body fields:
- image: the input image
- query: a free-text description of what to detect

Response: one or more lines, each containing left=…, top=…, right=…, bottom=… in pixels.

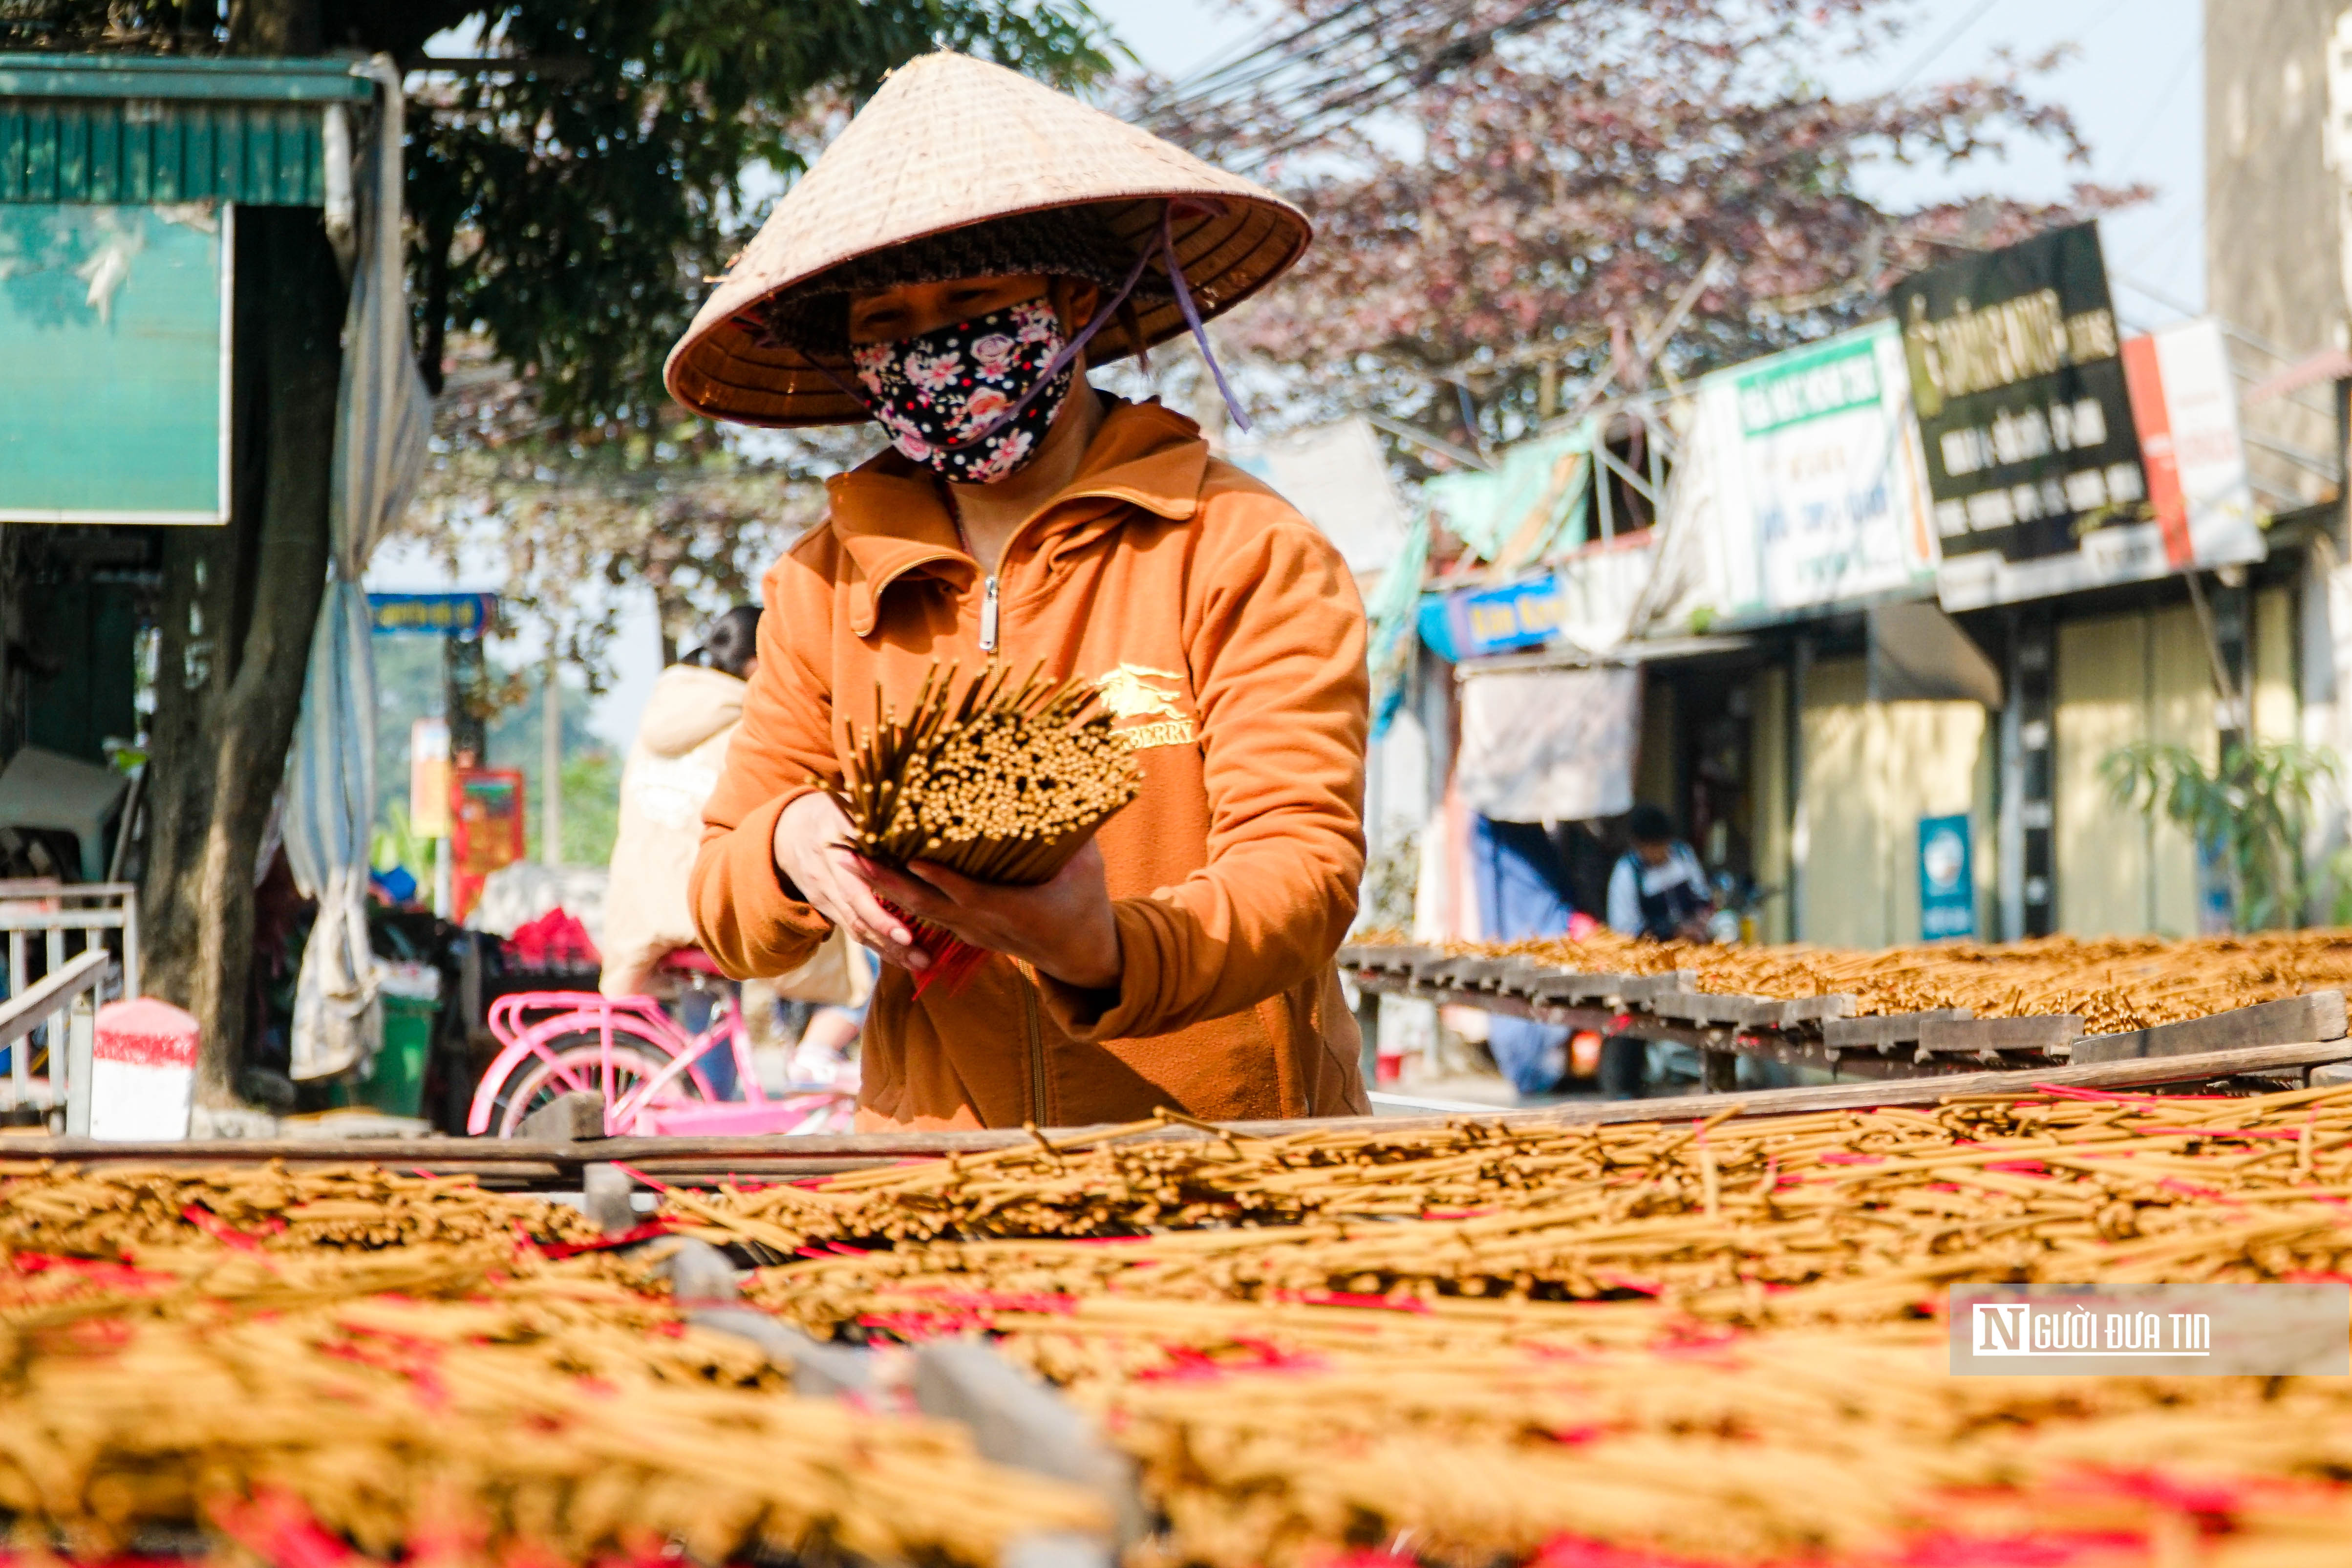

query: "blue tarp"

left=1469, top=816, right=1578, bottom=1095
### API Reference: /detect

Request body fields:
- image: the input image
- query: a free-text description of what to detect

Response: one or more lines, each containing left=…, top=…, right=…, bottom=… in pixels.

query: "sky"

left=1096, top=0, right=2207, bottom=316
left=372, top=0, right=2208, bottom=752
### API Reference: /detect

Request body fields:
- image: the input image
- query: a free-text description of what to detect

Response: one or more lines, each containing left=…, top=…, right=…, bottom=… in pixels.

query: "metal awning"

left=0, top=52, right=371, bottom=207
left=1454, top=632, right=1758, bottom=676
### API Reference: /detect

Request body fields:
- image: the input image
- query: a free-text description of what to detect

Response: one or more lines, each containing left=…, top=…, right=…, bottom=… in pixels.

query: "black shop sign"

left=1890, top=223, right=2145, bottom=572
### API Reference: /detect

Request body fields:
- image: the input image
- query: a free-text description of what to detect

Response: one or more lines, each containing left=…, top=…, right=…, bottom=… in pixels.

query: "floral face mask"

left=851, top=297, right=1073, bottom=484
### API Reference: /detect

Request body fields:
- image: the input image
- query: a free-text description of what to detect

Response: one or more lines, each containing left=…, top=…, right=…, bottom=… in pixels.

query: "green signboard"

left=0, top=201, right=229, bottom=524
left=1686, top=318, right=1941, bottom=620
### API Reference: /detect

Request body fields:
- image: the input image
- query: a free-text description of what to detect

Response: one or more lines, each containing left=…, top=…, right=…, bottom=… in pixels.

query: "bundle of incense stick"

left=828, top=662, right=1139, bottom=988
left=0, top=1160, right=603, bottom=1257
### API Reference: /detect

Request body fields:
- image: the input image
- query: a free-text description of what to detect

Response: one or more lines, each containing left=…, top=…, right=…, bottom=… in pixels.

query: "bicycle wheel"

left=487, top=1038, right=686, bottom=1138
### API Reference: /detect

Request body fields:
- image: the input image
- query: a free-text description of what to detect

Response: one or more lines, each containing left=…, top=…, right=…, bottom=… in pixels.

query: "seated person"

left=1606, top=805, right=1714, bottom=943
left=1599, top=805, right=1715, bottom=1098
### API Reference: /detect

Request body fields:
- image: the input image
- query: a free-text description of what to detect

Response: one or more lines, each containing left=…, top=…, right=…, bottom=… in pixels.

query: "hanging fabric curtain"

left=1453, top=665, right=1641, bottom=824
left=284, top=58, right=434, bottom=1080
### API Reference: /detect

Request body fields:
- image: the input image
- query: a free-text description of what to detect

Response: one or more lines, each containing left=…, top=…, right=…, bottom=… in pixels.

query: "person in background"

left=1606, top=805, right=1714, bottom=942
left=602, top=606, right=870, bottom=1098
left=1599, top=804, right=1715, bottom=1097
left=781, top=958, right=872, bottom=1088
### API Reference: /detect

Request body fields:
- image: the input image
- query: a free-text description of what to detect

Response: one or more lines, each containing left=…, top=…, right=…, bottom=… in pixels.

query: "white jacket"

left=599, top=665, right=871, bottom=1008
left=601, top=665, right=747, bottom=997
left=1605, top=843, right=1710, bottom=938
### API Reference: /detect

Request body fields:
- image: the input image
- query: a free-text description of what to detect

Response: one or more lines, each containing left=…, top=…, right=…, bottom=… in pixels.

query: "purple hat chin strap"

left=825, top=197, right=1255, bottom=454
left=1158, top=201, right=1253, bottom=436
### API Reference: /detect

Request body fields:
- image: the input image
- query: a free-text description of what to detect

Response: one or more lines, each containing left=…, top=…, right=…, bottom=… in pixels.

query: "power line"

left=1888, top=0, right=2006, bottom=91
left=1155, top=0, right=1569, bottom=171
left=1173, top=0, right=1461, bottom=142
left=1145, top=0, right=1508, bottom=122
left=1139, top=0, right=1390, bottom=117
left=2108, top=37, right=2200, bottom=174
left=2119, top=197, right=2202, bottom=273
left=2075, top=0, right=2138, bottom=37
left=1140, top=0, right=1403, bottom=122
left=2111, top=270, right=2200, bottom=321
left=1167, top=0, right=1388, bottom=98
left=1144, top=21, right=1314, bottom=103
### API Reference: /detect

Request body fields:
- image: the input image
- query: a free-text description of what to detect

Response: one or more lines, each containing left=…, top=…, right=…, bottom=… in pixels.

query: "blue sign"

left=1918, top=814, right=1975, bottom=940
left=1443, top=573, right=1567, bottom=660
left=369, top=592, right=496, bottom=637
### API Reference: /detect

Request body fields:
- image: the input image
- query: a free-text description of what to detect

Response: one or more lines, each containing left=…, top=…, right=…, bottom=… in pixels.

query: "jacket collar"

left=824, top=398, right=1210, bottom=637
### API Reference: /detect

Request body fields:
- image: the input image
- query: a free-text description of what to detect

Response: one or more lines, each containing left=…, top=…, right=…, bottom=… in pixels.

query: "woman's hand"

left=771, top=792, right=933, bottom=973
left=863, top=838, right=1122, bottom=992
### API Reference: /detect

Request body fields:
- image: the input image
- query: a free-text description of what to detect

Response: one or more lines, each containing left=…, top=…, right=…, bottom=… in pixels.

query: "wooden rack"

left=7, top=1035, right=2351, bottom=1188
left=1340, top=941, right=2352, bottom=1088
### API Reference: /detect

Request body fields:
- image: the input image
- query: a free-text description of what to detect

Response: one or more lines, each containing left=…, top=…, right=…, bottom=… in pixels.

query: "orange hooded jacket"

left=689, top=398, right=1371, bottom=1130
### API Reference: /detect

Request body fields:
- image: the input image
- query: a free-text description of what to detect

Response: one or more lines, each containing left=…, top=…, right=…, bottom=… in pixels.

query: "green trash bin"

left=356, top=964, right=442, bottom=1118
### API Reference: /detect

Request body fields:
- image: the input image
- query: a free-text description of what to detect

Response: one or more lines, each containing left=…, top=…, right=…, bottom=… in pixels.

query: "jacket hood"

left=637, top=665, right=747, bottom=756
left=822, top=397, right=1208, bottom=638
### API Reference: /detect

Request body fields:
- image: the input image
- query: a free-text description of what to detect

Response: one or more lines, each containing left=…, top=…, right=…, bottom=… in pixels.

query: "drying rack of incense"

left=8, top=1034, right=2352, bottom=1189
left=21, top=1056, right=2352, bottom=1568
left=1342, top=929, right=2352, bottom=1084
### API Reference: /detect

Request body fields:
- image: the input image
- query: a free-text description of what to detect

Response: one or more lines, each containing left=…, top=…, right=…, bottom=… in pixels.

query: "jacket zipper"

left=960, top=509, right=1032, bottom=1115
left=1017, top=967, right=1047, bottom=1125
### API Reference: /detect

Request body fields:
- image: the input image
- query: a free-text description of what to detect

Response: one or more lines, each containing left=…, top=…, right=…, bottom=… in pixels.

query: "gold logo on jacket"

left=1094, top=664, right=1196, bottom=751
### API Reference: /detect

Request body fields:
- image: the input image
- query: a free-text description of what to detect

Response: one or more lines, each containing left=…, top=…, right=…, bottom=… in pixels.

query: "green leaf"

left=2101, top=736, right=2340, bottom=933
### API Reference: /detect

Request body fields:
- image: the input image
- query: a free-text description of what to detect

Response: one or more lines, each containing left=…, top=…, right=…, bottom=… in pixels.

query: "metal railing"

left=0, top=882, right=136, bottom=1119
left=0, top=946, right=107, bottom=1130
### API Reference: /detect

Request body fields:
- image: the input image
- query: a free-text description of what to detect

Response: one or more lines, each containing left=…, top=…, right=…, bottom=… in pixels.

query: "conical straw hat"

left=663, top=51, right=1311, bottom=427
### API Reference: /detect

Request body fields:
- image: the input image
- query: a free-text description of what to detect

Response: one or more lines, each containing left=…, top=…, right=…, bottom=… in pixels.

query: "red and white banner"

left=2121, top=319, right=2264, bottom=574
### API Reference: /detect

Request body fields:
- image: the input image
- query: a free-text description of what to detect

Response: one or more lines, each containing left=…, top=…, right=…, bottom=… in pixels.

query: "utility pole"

left=541, top=650, right=563, bottom=867
left=2328, top=10, right=2352, bottom=551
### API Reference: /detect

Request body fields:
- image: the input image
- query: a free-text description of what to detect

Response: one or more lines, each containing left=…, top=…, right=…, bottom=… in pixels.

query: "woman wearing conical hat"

left=673, top=52, right=1369, bottom=1131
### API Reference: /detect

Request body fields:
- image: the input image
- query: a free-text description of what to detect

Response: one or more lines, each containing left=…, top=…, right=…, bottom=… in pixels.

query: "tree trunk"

left=141, top=208, right=343, bottom=1104
left=0, top=526, right=25, bottom=757
left=655, top=587, right=684, bottom=668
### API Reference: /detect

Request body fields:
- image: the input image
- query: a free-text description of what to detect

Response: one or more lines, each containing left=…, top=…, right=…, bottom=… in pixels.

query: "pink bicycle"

left=466, top=955, right=856, bottom=1139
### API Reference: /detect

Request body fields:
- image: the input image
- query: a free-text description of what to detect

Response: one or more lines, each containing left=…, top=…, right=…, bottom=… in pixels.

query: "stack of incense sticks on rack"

left=0, top=1160, right=604, bottom=1257
left=691, top=1088, right=2352, bottom=1309
left=1354, top=925, right=2352, bottom=1033
left=828, top=661, right=1139, bottom=989
left=0, top=1164, right=1104, bottom=1568
left=21, top=1083, right=2352, bottom=1567
left=681, top=1086, right=2352, bottom=1566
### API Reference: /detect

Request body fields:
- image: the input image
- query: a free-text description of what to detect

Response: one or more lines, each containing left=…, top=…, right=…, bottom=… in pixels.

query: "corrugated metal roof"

left=0, top=53, right=371, bottom=102
left=0, top=53, right=369, bottom=205
left=0, top=99, right=329, bottom=204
